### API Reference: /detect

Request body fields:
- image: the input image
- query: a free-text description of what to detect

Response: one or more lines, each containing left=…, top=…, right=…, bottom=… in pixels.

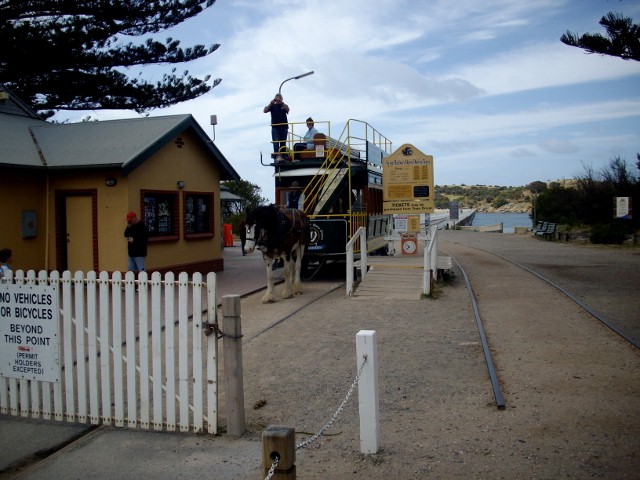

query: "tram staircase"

left=302, top=128, right=357, bottom=216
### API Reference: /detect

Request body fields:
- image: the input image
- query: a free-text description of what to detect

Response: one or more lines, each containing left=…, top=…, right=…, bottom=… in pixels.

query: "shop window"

left=184, top=192, right=214, bottom=238
left=142, top=190, right=178, bottom=240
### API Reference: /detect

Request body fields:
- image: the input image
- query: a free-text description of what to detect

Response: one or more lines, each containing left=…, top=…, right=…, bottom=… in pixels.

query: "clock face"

left=402, top=239, right=417, bottom=254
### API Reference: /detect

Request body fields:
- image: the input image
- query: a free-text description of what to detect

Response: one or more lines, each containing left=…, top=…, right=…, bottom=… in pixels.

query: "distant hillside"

left=435, top=184, right=533, bottom=214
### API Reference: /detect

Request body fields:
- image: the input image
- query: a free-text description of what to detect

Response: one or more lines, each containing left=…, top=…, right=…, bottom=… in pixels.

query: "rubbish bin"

left=223, top=223, right=234, bottom=247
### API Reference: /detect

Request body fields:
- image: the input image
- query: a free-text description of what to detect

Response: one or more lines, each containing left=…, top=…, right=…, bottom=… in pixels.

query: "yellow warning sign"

left=383, top=144, right=434, bottom=214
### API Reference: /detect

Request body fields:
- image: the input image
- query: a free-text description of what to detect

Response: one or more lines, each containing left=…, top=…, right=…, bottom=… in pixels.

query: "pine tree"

left=561, top=12, right=640, bottom=61
left=0, top=0, right=221, bottom=117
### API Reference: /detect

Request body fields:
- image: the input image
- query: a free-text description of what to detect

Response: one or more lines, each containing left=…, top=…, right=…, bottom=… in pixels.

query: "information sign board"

left=449, top=201, right=459, bottom=220
left=614, top=197, right=632, bottom=219
left=383, top=144, right=434, bottom=214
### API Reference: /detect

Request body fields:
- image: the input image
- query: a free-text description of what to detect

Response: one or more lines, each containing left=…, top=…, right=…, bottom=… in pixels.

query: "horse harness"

left=249, top=205, right=306, bottom=252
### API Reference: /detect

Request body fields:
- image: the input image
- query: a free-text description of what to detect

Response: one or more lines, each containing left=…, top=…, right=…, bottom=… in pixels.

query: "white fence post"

left=206, top=272, right=218, bottom=434
left=356, top=330, right=379, bottom=454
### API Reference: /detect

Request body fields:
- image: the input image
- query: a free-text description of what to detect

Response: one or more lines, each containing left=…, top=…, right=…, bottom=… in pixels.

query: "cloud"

left=511, top=148, right=536, bottom=158
left=538, top=138, right=580, bottom=154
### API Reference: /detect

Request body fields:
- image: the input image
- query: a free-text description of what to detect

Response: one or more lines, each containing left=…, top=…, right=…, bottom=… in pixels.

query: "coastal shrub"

left=491, top=197, right=509, bottom=209
left=534, top=186, right=582, bottom=225
left=589, top=222, right=631, bottom=244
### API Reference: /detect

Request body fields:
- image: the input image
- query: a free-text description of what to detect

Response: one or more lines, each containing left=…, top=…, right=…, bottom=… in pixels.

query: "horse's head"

left=244, top=205, right=279, bottom=254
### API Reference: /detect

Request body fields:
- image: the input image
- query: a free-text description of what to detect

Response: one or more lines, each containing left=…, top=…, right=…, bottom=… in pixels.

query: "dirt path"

left=231, top=233, right=640, bottom=479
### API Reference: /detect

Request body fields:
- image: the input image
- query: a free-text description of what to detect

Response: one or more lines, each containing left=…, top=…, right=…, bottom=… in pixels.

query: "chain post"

left=262, top=425, right=296, bottom=479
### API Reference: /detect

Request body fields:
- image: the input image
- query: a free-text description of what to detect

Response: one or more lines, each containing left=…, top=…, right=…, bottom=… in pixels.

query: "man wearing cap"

left=124, top=211, right=149, bottom=272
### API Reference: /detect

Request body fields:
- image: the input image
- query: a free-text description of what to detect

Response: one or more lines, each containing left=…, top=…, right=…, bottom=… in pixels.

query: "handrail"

left=344, top=119, right=393, bottom=157
left=346, top=227, right=367, bottom=296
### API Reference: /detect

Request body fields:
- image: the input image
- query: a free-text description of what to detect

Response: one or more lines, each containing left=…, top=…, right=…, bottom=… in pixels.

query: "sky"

left=55, top=0, right=640, bottom=202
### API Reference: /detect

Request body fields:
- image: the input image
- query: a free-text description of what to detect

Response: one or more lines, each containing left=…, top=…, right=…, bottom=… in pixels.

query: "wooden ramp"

left=352, top=256, right=426, bottom=300
left=352, top=253, right=452, bottom=300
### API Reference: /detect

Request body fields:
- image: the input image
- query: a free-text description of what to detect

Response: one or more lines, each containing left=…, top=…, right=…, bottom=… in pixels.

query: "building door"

left=65, top=196, right=94, bottom=272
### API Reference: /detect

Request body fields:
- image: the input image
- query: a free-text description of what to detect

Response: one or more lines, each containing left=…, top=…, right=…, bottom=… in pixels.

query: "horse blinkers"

left=244, top=221, right=268, bottom=254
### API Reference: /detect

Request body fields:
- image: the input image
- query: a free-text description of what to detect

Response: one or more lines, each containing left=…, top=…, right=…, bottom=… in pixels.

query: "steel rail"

left=458, top=245, right=640, bottom=351
left=447, top=252, right=506, bottom=410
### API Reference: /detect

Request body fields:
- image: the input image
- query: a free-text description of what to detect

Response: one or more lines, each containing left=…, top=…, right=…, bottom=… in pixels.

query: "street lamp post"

left=278, top=71, right=314, bottom=95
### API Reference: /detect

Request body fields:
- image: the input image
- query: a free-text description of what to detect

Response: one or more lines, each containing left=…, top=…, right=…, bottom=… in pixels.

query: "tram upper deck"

left=263, top=119, right=392, bottom=168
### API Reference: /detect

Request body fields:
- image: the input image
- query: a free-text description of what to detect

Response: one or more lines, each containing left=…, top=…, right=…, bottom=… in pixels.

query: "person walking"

left=263, top=93, right=290, bottom=158
left=124, top=211, right=149, bottom=272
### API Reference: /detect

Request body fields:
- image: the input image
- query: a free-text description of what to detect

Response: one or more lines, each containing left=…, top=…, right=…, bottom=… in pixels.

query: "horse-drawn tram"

left=261, top=119, right=393, bottom=273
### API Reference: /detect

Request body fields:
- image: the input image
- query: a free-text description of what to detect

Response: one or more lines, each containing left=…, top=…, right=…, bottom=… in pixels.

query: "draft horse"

left=244, top=205, right=310, bottom=304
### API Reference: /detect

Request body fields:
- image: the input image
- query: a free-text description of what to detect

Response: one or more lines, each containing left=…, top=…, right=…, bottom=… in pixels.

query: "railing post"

left=222, top=294, right=245, bottom=436
left=346, top=226, right=366, bottom=296
left=356, top=330, right=379, bottom=454
left=423, top=239, right=431, bottom=296
left=359, top=226, right=368, bottom=280
left=346, top=242, right=354, bottom=296
left=431, top=227, right=438, bottom=281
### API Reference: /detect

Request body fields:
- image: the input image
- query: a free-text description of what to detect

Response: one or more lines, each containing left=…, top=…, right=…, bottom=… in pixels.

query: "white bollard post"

left=356, top=330, right=379, bottom=454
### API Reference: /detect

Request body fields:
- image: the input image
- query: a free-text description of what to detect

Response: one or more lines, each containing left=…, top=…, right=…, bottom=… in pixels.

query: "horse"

left=244, top=204, right=310, bottom=304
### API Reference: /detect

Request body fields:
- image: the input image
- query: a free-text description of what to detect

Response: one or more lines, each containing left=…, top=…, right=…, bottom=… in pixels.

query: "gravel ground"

left=233, top=232, right=640, bottom=479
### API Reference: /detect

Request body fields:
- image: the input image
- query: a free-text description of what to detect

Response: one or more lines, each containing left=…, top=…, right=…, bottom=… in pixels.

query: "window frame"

left=183, top=191, right=215, bottom=240
left=141, top=189, right=179, bottom=242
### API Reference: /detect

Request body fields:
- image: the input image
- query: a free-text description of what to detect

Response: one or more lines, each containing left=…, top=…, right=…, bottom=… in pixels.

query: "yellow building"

left=0, top=85, right=240, bottom=274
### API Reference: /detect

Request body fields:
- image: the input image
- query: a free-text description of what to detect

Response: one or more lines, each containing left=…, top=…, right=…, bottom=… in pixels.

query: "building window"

left=142, top=190, right=178, bottom=240
left=184, top=192, right=214, bottom=238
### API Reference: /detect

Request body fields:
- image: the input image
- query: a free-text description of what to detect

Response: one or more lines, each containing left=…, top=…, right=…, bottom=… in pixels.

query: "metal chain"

left=295, top=354, right=368, bottom=450
left=264, top=455, right=279, bottom=480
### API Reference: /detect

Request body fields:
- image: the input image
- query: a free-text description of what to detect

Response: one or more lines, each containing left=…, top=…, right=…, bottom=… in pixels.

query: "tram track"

left=451, top=243, right=639, bottom=350
left=441, top=234, right=640, bottom=414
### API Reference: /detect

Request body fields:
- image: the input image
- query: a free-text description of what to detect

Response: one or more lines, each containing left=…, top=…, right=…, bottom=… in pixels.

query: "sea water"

left=471, top=212, right=532, bottom=234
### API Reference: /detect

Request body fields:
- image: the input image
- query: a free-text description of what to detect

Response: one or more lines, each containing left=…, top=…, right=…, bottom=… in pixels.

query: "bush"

left=491, top=197, right=508, bottom=209
left=589, top=222, right=631, bottom=244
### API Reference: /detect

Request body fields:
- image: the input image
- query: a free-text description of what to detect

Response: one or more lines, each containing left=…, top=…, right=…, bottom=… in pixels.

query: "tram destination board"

left=383, top=143, right=435, bottom=214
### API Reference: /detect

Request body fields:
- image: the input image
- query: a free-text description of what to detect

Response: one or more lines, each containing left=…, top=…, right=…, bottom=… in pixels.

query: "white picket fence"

left=0, top=270, right=219, bottom=434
